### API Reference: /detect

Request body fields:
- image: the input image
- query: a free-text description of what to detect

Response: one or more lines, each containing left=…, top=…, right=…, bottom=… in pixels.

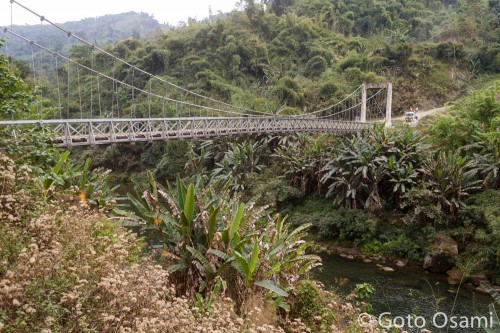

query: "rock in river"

left=395, top=260, right=407, bottom=267
left=423, top=233, right=458, bottom=273
left=377, top=265, right=395, bottom=274
left=446, top=267, right=464, bottom=285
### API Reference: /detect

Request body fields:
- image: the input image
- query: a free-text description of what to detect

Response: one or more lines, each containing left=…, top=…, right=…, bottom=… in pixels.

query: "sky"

left=0, top=0, right=240, bottom=26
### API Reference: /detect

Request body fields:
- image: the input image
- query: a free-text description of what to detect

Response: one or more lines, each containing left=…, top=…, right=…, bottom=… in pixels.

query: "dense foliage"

left=1, top=153, right=323, bottom=333
left=116, top=171, right=321, bottom=313
left=1, top=1, right=500, bottom=331
left=0, top=41, right=32, bottom=119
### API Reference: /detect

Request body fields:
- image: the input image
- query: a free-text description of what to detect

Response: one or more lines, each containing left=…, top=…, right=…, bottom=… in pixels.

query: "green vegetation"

left=115, top=171, right=321, bottom=313
left=289, top=280, right=336, bottom=332
left=1, top=0, right=499, bottom=331
left=355, top=283, right=376, bottom=301
left=0, top=43, right=32, bottom=119
left=1, top=152, right=314, bottom=332
left=0, top=47, right=378, bottom=332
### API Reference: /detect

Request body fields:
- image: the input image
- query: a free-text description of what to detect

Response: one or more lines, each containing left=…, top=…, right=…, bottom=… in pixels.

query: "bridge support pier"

left=385, top=82, right=392, bottom=128
left=361, top=83, right=367, bottom=123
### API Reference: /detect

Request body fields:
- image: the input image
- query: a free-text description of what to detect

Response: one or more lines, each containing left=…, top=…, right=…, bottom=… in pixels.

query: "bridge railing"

left=0, top=117, right=372, bottom=147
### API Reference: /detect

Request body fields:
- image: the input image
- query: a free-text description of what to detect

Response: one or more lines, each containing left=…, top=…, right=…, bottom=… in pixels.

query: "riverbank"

left=315, top=242, right=500, bottom=296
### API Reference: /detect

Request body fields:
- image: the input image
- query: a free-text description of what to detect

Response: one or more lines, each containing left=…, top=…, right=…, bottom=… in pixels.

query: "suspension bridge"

left=0, top=1, right=393, bottom=147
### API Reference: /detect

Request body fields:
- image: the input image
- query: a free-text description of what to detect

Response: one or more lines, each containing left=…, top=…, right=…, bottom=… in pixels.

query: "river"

left=315, top=254, right=493, bottom=333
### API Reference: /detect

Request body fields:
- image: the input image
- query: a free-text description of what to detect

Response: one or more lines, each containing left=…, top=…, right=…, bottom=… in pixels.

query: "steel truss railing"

left=0, top=117, right=373, bottom=147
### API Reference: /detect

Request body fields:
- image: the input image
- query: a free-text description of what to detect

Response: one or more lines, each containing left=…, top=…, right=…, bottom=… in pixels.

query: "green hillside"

left=5, top=0, right=496, bottom=120
left=1, top=2, right=499, bottom=331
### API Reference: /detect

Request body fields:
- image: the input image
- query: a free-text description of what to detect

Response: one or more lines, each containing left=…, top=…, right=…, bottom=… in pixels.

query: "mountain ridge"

left=3, top=11, right=168, bottom=58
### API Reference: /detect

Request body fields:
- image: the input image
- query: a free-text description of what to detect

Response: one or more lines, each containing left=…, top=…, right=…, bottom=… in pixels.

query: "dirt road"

left=393, top=106, right=449, bottom=121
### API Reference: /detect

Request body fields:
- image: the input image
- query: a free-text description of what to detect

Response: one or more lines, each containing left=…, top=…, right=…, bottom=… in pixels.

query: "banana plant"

left=386, top=156, right=418, bottom=206
left=115, top=172, right=321, bottom=307
left=184, top=142, right=213, bottom=174
left=259, top=215, right=321, bottom=285
left=37, top=151, right=118, bottom=207
left=194, top=278, right=224, bottom=312
left=221, top=203, right=247, bottom=247
left=113, top=171, right=174, bottom=242
left=155, top=176, right=233, bottom=293
left=212, top=213, right=320, bottom=301
left=211, top=141, right=265, bottom=192
left=275, top=133, right=331, bottom=195
left=38, top=150, right=74, bottom=197
left=77, top=157, right=119, bottom=209
left=422, top=151, right=482, bottom=220
left=232, top=241, right=260, bottom=287
left=467, top=132, right=500, bottom=189
left=321, top=139, right=365, bottom=209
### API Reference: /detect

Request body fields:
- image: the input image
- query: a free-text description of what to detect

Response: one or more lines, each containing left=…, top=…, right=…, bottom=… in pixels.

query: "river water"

left=315, top=254, right=493, bottom=333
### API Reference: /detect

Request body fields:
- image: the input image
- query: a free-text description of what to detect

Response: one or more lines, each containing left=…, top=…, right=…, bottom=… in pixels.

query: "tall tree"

left=0, top=40, right=32, bottom=120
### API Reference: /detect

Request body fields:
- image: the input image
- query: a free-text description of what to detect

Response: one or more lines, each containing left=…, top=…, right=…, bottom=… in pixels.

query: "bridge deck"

left=0, top=117, right=372, bottom=147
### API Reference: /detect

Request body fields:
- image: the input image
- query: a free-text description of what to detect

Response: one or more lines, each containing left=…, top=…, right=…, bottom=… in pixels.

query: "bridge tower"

left=361, top=82, right=392, bottom=127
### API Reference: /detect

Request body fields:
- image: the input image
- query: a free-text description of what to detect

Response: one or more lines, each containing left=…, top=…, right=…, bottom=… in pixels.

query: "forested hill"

left=4, top=12, right=165, bottom=58
left=153, top=0, right=498, bottom=113
left=5, top=0, right=500, bottom=117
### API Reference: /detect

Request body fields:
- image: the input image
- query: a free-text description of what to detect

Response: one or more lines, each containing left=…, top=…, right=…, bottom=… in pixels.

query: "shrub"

left=452, top=190, right=500, bottom=279
left=319, top=82, right=339, bottom=99
left=248, top=167, right=302, bottom=207
left=381, top=234, right=423, bottom=261
left=289, top=280, right=335, bottom=332
left=285, top=196, right=337, bottom=228
left=316, top=208, right=377, bottom=246
left=434, top=41, right=465, bottom=62
left=305, top=55, right=327, bottom=78
left=400, top=188, right=447, bottom=226
left=0, top=46, right=33, bottom=119
left=273, top=76, right=304, bottom=107
left=0, top=203, right=294, bottom=332
left=153, top=141, right=190, bottom=181
left=355, top=283, right=375, bottom=300
left=361, top=239, right=384, bottom=254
